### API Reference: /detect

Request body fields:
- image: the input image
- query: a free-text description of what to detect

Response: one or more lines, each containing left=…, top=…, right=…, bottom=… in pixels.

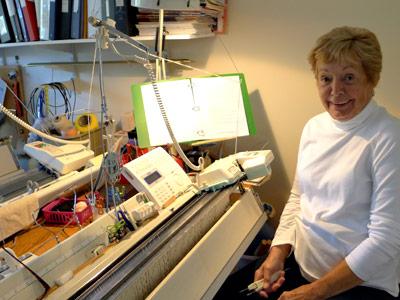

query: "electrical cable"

left=71, top=78, right=77, bottom=121
left=141, top=54, right=204, bottom=171
left=119, top=37, right=218, bottom=77
left=96, top=33, right=121, bottom=214
left=109, top=26, right=246, bottom=157
left=109, top=43, right=205, bottom=171
left=0, top=103, right=89, bottom=144
left=4, top=81, right=37, bottom=123
left=88, top=40, right=98, bottom=205
left=96, top=21, right=245, bottom=171
left=28, top=82, right=74, bottom=122
left=110, top=39, right=242, bottom=171
left=0, top=245, right=50, bottom=299
left=110, top=42, right=142, bottom=67
left=0, top=76, right=90, bottom=145
left=72, top=190, right=81, bottom=227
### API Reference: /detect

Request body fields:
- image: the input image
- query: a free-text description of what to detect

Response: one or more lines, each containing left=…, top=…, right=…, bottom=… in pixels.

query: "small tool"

left=117, top=209, right=135, bottom=231
left=239, top=268, right=289, bottom=296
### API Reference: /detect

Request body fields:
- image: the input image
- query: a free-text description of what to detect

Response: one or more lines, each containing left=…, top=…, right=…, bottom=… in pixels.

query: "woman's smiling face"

left=316, top=59, right=374, bottom=121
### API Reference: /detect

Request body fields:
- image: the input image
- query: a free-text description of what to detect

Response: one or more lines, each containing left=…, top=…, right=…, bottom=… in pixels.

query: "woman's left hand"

left=278, top=283, right=326, bottom=300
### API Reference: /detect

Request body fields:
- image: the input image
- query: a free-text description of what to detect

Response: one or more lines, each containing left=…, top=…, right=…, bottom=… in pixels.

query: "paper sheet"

left=137, top=74, right=250, bottom=146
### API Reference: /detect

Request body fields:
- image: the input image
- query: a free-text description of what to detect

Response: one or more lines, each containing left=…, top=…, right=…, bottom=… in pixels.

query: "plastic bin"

left=42, top=197, right=93, bottom=225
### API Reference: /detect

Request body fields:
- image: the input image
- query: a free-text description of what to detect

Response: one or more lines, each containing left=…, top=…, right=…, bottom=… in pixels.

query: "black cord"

left=1, top=244, right=50, bottom=299
left=28, top=82, right=74, bottom=124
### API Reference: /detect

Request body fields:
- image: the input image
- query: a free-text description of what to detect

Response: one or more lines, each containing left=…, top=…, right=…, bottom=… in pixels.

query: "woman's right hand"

left=254, top=244, right=291, bottom=298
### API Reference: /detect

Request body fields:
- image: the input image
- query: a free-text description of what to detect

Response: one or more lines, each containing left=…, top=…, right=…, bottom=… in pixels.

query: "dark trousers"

left=213, top=254, right=398, bottom=300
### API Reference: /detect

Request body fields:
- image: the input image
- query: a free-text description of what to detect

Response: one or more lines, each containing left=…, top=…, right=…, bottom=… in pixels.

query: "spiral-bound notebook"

left=131, top=73, right=256, bottom=148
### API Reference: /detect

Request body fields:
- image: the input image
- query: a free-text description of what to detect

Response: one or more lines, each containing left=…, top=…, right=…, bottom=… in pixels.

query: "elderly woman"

left=254, top=26, right=400, bottom=300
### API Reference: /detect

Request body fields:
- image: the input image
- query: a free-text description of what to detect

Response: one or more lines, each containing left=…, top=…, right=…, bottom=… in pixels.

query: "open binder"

left=131, top=73, right=256, bottom=147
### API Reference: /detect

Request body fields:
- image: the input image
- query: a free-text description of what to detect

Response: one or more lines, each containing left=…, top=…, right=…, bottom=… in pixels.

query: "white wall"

left=174, top=0, right=400, bottom=225
left=200, top=0, right=400, bottom=226
left=3, top=0, right=400, bottom=226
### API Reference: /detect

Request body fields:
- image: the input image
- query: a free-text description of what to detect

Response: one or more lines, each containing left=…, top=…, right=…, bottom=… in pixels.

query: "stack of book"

left=136, top=12, right=215, bottom=38
left=0, top=0, right=39, bottom=43
left=0, top=0, right=226, bottom=44
left=135, top=0, right=227, bottom=38
left=0, top=0, right=139, bottom=43
left=200, top=0, right=226, bottom=33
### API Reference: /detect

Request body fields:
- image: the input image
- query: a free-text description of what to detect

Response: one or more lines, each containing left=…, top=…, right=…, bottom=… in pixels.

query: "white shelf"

left=0, top=33, right=215, bottom=50
left=0, top=38, right=93, bottom=49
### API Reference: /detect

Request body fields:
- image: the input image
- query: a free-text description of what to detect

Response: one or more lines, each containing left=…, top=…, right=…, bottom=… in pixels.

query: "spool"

left=52, top=114, right=73, bottom=134
left=61, top=127, right=78, bottom=138
left=75, top=113, right=99, bottom=133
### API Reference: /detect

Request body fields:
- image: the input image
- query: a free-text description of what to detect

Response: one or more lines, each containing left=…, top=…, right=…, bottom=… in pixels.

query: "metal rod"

left=88, top=17, right=154, bottom=56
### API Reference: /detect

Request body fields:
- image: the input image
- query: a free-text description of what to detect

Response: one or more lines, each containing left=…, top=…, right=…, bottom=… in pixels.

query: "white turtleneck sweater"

left=272, top=100, right=400, bottom=296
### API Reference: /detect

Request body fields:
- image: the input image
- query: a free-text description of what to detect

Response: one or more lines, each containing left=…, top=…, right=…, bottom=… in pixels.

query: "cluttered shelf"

left=0, top=33, right=215, bottom=50
left=0, top=0, right=226, bottom=50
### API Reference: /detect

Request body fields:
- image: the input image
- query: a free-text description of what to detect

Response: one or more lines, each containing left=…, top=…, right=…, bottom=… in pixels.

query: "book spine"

left=114, top=0, right=138, bottom=36
left=81, top=0, right=86, bottom=38
left=101, top=0, right=114, bottom=19
left=14, top=0, right=29, bottom=41
left=48, top=0, right=60, bottom=40
left=70, top=0, right=81, bottom=38
left=58, top=0, right=71, bottom=39
left=0, top=0, right=15, bottom=42
left=39, top=0, right=49, bottom=40
left=5, top=0, right=23, bottom=41
left=20, top=0, right=39, bottom=41
left=33, top=0, right=39, bottom=30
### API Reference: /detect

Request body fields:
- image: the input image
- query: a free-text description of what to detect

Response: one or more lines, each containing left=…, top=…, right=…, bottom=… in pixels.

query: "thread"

left=0, top=103, right=89, bottom=144
left=75, top=113, right=99, bottom=133
left=52, top=114, right=74, bottom=133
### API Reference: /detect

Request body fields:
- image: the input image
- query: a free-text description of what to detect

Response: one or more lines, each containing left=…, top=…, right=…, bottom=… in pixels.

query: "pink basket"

left=42, top=197, right=93, bottom=225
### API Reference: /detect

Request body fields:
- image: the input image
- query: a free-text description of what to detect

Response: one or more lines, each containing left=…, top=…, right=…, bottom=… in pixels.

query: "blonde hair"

left=308, top=26, right=382, bottom=87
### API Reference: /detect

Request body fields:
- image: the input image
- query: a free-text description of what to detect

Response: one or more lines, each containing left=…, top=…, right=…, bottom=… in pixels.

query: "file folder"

left=0, top=0, right=15, bottom=43
left=70, top=0, right=82, bottom=38
left=20, top=0, right=39, bottom=41
left=5, top=0, right=23, bottom=42
left=59, top=0, right=72, bottom=39
left=131, top=73, right=256, bottom=147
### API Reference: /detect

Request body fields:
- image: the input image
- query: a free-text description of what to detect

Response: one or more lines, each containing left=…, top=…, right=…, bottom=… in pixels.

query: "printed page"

left=138, top=75, right=249, bottom=146
left=140, top=79, right=202, bottom=145
left=191, top=75, right=249, bottom=139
